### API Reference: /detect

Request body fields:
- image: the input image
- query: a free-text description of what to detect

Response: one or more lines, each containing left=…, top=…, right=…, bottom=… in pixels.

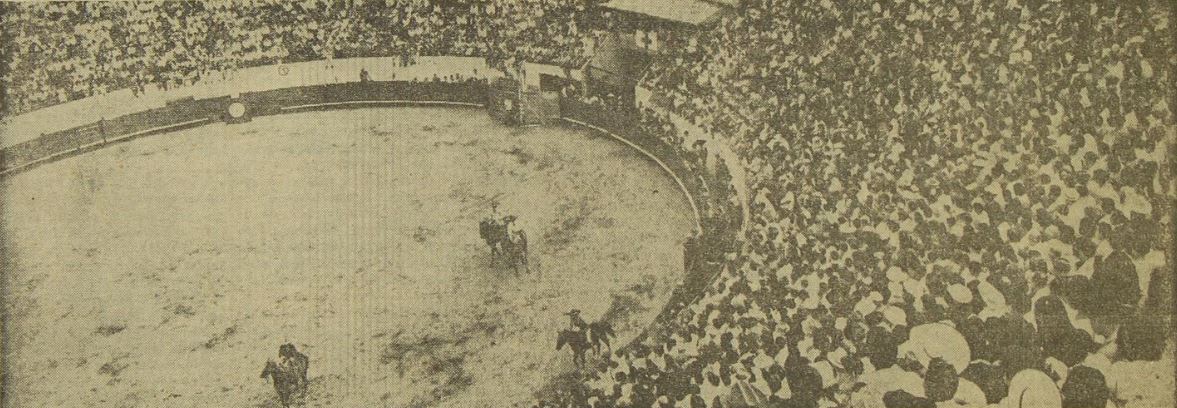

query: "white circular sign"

left=228, top=102, right=246, bottom=118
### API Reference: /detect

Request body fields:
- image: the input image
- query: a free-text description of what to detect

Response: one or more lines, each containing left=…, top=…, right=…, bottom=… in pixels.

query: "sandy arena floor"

left=0, top=107, right=695, bottom=407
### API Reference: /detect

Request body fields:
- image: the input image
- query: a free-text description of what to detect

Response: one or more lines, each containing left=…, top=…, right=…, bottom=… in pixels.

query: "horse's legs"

left=270, top=382, right=281, bottom=405
left=276, top=389, right=291, bottom=408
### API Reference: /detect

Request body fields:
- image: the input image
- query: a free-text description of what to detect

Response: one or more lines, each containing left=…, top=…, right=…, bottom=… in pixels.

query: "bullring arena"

left=1, top=2, right=1174, bottom=408
left=2, top=103, right=697, bottom=406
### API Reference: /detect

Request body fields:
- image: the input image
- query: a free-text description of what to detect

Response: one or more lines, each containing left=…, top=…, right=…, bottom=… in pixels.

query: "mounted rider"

left=565, top=309, right=588, bottom=332
left=278, top=343, right=309, bottom=388
left=478, top=202, right=529, bottom=273
left=501, top=214, right=518, bottom=230
left=261, top=343, right=310, bottom=407
left=556, top=309, right=616, bottom=367
left=480, top=202, right=517, bottom=240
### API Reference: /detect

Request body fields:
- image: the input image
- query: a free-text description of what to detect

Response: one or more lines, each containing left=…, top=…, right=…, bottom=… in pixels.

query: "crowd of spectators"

left=0, top=0, right=606, bottom=116
left=2, top=1, right=1173, bottom=408
left=605, top=0, right=1173, bottom=407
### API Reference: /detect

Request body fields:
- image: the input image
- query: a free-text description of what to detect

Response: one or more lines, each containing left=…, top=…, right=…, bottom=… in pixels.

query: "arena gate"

left=487, top=78, right=561, bottom=126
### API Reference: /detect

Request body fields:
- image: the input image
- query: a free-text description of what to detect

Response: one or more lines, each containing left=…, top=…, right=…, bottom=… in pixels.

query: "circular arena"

left=1, top=106, right=695, bottom=407
left=1, top=2, right=1174, bottom=408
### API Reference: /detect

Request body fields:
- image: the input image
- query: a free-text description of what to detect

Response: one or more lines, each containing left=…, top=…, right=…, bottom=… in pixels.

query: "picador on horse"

left=556, top=309, right=616, bottom=369
left=478, top=203, right=529, bottom=275
left=260, top=343, right=309, bottom=407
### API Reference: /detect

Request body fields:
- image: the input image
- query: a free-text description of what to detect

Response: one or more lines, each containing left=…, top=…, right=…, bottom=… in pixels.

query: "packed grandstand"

left=1, top=1, right=1173, bottom=408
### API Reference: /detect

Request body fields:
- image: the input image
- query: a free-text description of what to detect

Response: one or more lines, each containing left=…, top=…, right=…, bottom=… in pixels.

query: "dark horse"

left=260, top=344, right=309, bottom=407
left=556, top=322, right=615, bottom=368
left=586, top=321, right=615, bottom=355
left=479, top=216, right=529, bottom=275
left=260, top=361, right=299, bottom=407
left=556, top=329, right=591, bottom=368
left=479, top=217, right=509, bottom=259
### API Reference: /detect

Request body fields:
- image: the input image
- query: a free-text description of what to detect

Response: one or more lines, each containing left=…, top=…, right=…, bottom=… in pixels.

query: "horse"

left=586, top=321, right=615, bottom=355
left=478, top=217, right=509, bottom=260
left=479, top=216, right=529, bottom=274
left=261, top=345, right=309, bottom=407
left=285, top=350, right=309, bottom=390
left=260, top=360, right=303, bottom=407
left=556, top=329, right=591, bottom=368
left=557, top=321, right=615, bottom=368
left=501, top=229, right=529, bottom=275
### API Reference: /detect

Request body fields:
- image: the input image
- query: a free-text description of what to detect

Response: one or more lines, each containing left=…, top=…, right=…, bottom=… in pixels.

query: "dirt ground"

left=0, top=107, right=695, bottom=407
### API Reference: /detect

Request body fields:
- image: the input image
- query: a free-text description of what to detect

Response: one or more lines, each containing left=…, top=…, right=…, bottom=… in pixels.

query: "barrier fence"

left=558, top=97, right=743, bottom=348
left=0, top=80, right=488, bottom=176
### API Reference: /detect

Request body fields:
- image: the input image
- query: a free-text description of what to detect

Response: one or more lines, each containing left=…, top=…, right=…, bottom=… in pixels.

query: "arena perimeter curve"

left=0, top=106, right=696, bottom=407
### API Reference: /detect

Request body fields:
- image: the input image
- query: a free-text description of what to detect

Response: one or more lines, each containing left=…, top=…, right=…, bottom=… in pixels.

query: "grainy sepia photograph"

left=0, top=0, right=1172, bottom=407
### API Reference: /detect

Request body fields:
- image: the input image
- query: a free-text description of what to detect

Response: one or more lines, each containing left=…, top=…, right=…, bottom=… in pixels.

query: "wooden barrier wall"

left=0, top=80, right=489, bottom=176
